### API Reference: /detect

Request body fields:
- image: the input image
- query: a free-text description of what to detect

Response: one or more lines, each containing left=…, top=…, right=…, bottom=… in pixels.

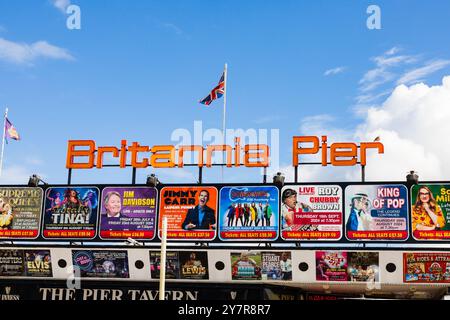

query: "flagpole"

left=222, top=63, right=228, bottom=183
left=0, top=107, right=8, bottom=178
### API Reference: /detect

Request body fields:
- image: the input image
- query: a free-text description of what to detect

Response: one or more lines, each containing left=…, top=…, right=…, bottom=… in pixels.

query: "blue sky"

left=1, top=0, right=450, bottom=185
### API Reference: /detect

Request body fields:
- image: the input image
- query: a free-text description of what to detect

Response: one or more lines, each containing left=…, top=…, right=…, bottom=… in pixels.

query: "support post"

left=198, top=166, right=203, bottom=184
left=132, top=167, right=137, bottom=185
left=159, top=217, right=168, bottom=300
left=67, top=168, right=72, bottom=185
left=263, top=167, right=267, bottom=183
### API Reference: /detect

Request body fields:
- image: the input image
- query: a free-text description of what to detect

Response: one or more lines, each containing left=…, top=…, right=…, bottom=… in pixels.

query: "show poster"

left=72, top=250, right=129, bottom=278
left=0, top=187, right=43, bottom=239
left=261, top=252, right=292, bottom=281
left=158, top=187, right=218, bottom=241
left=411, top=184, right=450, bottom=240
left=347, top=252, right=379, bottom=282
left=231, top=251, right=262, bottom=280
left=404, top=253, right=450, bottom=283
left=99, top=187, right=157, bottom=240
left=0, top=249, right=24, bottom=276
left=179, top=251, right=209, bottom=280
left=281, top=185, right=342, bottom=241
left=345, top=184, right=408, bottom=241
left=150, top=251, right=181, bottom=279
left=316, top=251, right=348, bottom=281
left=0, top=249, right=52, bottom=277
left=42, top=187, right=99, bottom=239
left=218, top=186, right=279, bottom=241
left=316, top=251, right=379, bottom=282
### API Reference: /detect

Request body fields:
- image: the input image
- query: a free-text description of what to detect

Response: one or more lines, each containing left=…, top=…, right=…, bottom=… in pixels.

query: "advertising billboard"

left=316, top=251, right=379, bottom=282
left=404, top=252, right=450, bottom=283
left=345, top=184, right=408, bottom=241
left=0, top=187, right=43, bottom=239
left=72, top=250, right=129, bottom=278
left=158, top=187, right=218, bottom=241
left=281, top=185, right=342, bottom=241
left=230, top=251, right=293, bottom=281
left=99, top=187, right=157, bottom=240
left=218, top=186, right=279, bottom=241
left=150, top=251, right=209, bottom=280
left=0, top=249, right=52, bottom=277
left=42, top=187, right=99, bottom=239
left=411, top=184, right=450, bottom=240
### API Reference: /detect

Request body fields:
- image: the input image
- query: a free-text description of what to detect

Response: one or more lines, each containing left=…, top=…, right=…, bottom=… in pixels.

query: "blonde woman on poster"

left=0, top=197, right=13, bottom=229
left=412, top=186, right=445, bottom=231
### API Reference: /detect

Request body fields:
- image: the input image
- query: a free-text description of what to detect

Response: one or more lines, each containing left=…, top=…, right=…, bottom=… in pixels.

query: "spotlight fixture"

left=406, top=170, right=419, bottom=186
left=273, top=172, right=285, bottom=188
left=126, top=237, right=143, bottom=246
left=146, top=173, right=160, bottom=187
left=27, top=174, right=47, bottom=187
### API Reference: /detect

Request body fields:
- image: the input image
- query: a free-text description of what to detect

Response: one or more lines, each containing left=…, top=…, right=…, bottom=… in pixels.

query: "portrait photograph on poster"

left=158, top=187, right=218, bottom=241
left=411, top=184, right=450, bottom=240
left=281, top=185, right=342, bottom=241
left=345, top=184, right=408, bottom=241
left=99, top=187, right=157, bottom=240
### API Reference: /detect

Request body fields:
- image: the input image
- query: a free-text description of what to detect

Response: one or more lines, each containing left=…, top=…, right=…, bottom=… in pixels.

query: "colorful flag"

left=5, top=117, right=20, bottom=142
left=199, top=71, right=225, bottom=106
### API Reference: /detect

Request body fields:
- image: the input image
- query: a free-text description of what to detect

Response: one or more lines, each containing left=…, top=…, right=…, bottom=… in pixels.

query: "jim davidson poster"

left=99, top=187, right=157, bottom=240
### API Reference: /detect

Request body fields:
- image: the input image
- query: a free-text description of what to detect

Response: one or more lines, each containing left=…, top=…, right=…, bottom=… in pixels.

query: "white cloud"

left=52, top=0, right=71, bottom=13
left=300, top=114, right=349, bottom=142
left=359, top=47, right=416, bottom=93
left=373, top=55, right=417, bottom=68
left=397, top=59, right=450, bottom=85
left=163, top=23, right=183, bottom=35
left=0, top=165, right=34, bottom=184
left=324, top=66, right=346, bottom=76
left=159, top=22, right=191, bottom=40
left=0, top=38, right=74, bottom=65
left=385, top=47, right=401, bottom=56
left=298, top=76, right=450, bottom=182
left=355, top=90, right=391, bottom=105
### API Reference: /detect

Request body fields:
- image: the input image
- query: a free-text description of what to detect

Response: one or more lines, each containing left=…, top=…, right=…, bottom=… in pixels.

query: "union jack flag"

left=199, top=71, right=225, bottom=106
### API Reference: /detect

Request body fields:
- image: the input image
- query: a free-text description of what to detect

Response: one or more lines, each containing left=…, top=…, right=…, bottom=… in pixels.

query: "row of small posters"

left=2, top=249, right=450, bottom=284
left=1, top=184, right=450, bottom=241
